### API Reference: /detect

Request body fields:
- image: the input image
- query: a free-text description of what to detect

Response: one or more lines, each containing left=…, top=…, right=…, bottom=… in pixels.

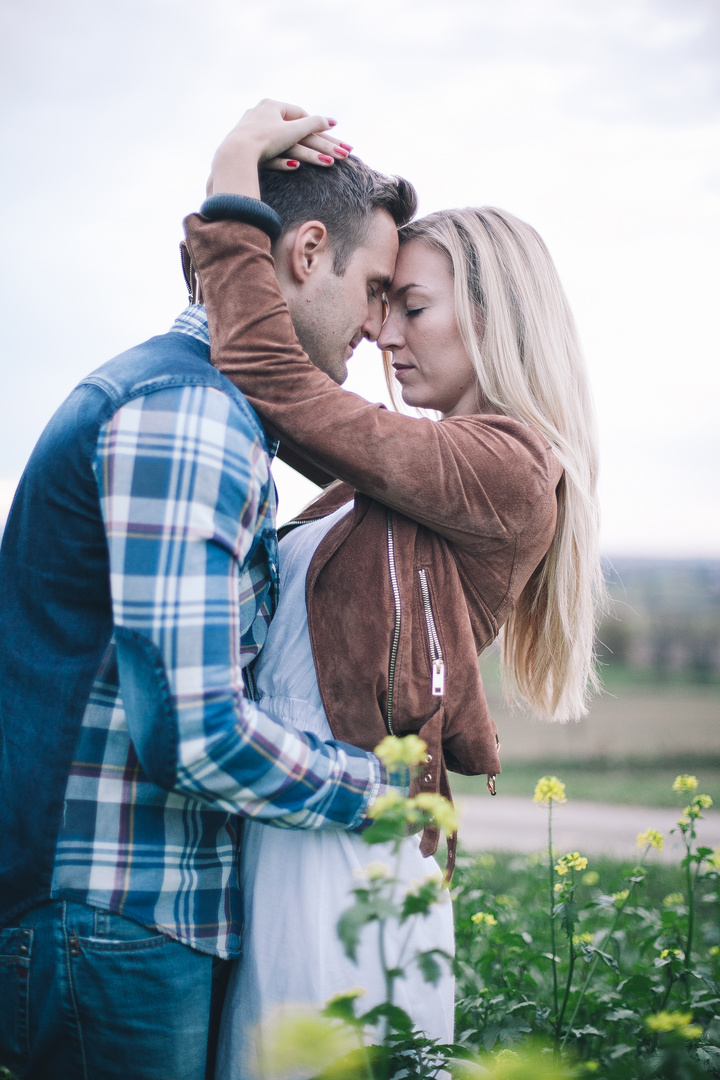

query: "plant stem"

left=682, top=820, right=700, bottom=1005
left=560, top=848, right=649, bottom=1053
left=548, top=801, right=559, bottom=1032
left=557, top=943, right=576, bottom=1040
left=357, top=1030, right=377, bottom=1080
left=378, top=919, right=394, bottom=1006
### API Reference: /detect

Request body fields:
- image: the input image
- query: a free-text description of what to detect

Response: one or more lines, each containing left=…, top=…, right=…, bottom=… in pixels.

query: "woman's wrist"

left=211, top=139, right=262, bottom=200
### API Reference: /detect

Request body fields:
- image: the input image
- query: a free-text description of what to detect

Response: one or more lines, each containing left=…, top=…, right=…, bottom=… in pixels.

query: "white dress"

left=215, top=504, right=455, bottom=1080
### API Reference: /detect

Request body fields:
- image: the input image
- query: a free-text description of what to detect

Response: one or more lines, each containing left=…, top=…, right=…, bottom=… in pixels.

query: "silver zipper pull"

left=432, top=659, right=445, bottom=696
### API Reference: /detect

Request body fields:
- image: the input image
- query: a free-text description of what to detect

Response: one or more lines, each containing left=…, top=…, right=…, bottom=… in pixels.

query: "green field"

left=450, top=760, right=720, bottom=806
left=463, top=653, right=720, bottom=806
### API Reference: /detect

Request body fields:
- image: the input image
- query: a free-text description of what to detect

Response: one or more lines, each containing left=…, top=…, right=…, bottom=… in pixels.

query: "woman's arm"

left=184, top=215, right=557, bottom=552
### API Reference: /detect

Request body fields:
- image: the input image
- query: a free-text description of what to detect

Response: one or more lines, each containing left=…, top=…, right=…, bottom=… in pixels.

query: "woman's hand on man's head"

left=207, top=98, right=352, bottom=200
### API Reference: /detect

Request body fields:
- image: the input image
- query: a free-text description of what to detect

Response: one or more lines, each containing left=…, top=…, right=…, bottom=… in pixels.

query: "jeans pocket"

left=79, top=910, right=169, bottom=952
left=0, top=925, right=32, bottom=1073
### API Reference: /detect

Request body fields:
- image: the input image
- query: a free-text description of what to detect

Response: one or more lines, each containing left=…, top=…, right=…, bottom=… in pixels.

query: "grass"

left=450, top=761, right=720, bottom=807
left=454, top=847, right=690, bottom=917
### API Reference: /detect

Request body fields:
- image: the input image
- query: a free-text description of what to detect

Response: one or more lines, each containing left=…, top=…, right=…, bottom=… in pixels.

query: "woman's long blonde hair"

left=391, top=208, right=605, bottom=721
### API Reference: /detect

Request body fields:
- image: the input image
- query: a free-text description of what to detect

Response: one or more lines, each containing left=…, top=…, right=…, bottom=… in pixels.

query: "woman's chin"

left=400, top=389, right=428, bottom=410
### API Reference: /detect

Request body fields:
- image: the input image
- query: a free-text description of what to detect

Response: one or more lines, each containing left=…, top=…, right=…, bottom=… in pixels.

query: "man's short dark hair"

left=259, top=156, right=417, bottom=274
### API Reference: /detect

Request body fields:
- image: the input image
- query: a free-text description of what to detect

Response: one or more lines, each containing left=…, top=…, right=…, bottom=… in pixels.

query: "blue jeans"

left=0, top=901, right=228, bottom=1080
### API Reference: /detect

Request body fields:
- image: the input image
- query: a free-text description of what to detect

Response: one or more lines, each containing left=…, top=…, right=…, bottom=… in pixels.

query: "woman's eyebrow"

left=391, top=282, right=425, bottom=298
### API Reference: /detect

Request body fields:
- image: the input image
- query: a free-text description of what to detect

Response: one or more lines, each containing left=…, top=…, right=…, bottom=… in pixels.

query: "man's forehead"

left=360, top=209, right=399, bottom=283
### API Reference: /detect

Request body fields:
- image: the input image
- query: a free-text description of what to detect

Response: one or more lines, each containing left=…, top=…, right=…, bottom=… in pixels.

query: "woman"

left=183, top=102, right=604, bottom=1077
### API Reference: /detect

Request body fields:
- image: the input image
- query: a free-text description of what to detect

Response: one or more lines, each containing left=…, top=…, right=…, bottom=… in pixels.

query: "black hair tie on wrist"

left=199, top=194, right=282, bottom=243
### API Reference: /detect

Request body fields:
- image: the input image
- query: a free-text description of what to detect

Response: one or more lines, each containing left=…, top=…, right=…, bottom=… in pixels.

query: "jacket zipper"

left=386, top=509, right=401, bottom=735
left=280, top=516, right=325, bottom=530
left=418, top=568, right=445, bottom=697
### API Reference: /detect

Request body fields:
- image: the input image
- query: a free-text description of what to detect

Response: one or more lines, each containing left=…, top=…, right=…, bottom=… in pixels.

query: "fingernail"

left=318, top=154, right=334, bottom=164
left=328, top=118, right=337, bottom=127
left=287, top=160, right=300, bottom=168
left=338, top=142, right=353, bottom=151
left=333, top=147, right=348, bottom=157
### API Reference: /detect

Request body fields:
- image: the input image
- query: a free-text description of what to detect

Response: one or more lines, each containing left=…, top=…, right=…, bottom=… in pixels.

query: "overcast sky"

left=2, top=0, right=719, bottom=555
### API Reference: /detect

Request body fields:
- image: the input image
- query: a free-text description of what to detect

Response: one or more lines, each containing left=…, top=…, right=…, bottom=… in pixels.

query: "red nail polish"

left=318, top=154, right=334, bottom=164
left=338, top=142, right=353, bottom=152
left=328, top=118, right=337, bottom=126
left=333, top=147, right=348, bottom=157
left=286, top=160, right=299, bottom=168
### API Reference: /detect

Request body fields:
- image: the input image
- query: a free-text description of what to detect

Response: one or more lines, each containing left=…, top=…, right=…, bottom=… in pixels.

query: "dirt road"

left=455, top=796, right=720, bottom=864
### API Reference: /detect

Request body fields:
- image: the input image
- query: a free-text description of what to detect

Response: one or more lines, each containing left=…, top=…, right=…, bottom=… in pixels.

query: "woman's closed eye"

left=406, top=307, right=425, bottom=318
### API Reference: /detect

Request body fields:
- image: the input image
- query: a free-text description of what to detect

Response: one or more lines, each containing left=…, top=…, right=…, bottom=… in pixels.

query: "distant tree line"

left=598, top=558, right=720, bottom=681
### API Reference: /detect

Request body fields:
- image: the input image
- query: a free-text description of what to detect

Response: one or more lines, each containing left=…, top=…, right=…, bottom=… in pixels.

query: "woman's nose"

left=377, top=313, right=404, bottom=352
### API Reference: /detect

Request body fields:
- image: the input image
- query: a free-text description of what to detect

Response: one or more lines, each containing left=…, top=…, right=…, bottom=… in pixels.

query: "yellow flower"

left=672, top=774, right=699, bottom=794
left=637, top=829, right=664, bottom=851
left=374, top=734, right=428, bottom=768
left=645, top=1010, right=702, bottom=1039
left=367, top=790, right=404, bottom=819
left=662, top=892, right=684, bottom=907
left=611, top=889, right=629, bottom=904
left=710, top=945, right=720, bottom=958
left=709, top=848, right=720, bottom=871
left=405, top=868, right=445, bottom=900
left=660, top=948, right=683, bottom=960
left=584, top=1064, right=599, bottom=1074
left=408, top=793, right=459, bottom=835
left=533, top=775, right=567, bottom=805
left=679, top=793, right=713, bottom=823
left=471, top=911, right=498, bottom=927
left=582, top=871, right=600, bottom=886
left=555, top=851, right=588, bottom=875
left=573, top=932, right=594, bottom=946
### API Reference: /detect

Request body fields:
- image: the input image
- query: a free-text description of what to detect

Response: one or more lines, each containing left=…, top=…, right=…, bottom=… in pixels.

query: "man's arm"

left=95, top=381, right=402, bottom=828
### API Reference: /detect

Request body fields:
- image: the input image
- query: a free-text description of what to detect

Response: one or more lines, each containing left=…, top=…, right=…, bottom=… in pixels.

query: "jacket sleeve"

left=94, top=383, right=399, bottom=829
left=184, top=215, right=558, bottom=553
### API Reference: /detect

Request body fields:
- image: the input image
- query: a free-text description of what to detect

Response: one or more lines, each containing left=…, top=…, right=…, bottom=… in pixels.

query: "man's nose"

left=361, top=304, right=385, bottom=344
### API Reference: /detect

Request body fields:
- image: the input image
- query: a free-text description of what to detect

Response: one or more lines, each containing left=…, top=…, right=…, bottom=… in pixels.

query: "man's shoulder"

left=84, top=330, right=268, bottom=449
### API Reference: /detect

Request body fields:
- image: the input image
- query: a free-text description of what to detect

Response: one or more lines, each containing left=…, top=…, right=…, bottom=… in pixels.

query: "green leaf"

left=361, top=818, right=406, bottom=845
left=606, top=1008, right=638, bottom=1022
left=321, top=995, right=362, bottom=1025
left=585, top=945, right=619, bottom=972
left=359, top=1002, right=414, bottom=1033
left=336, top=901, right=376, bottom=962
left=560, top=898, right=578, bottom=936
left=416, top=950, right=443, bottom=986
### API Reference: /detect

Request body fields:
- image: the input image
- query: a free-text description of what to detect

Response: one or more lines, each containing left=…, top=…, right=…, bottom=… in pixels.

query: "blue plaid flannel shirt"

left=51, top=307, right=394, bottom=958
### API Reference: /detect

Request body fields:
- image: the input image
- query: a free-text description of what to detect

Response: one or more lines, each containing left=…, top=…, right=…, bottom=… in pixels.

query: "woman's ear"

left=289, top=220, right=330, bottom=283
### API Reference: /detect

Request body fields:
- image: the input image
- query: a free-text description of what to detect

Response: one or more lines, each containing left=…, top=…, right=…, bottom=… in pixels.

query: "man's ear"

left=288, top=220, right=331, bottom=283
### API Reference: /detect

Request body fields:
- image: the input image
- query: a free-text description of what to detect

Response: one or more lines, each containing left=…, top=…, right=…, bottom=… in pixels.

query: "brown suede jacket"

left=183, top=216, right=564, bottom=868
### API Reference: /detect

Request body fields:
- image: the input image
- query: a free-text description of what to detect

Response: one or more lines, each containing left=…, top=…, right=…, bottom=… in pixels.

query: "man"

left=0, top=109, right=416, bottom=1080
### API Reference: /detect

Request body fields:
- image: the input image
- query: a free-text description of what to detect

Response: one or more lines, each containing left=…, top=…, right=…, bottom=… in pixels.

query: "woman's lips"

left=392, top=364, right=413, bottom=380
